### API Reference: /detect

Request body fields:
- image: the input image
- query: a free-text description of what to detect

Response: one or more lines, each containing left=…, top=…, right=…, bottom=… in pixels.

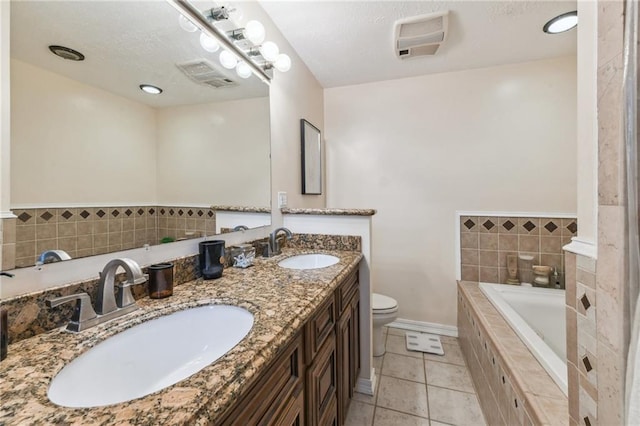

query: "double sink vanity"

left=0, top=247, right=363, bottom=425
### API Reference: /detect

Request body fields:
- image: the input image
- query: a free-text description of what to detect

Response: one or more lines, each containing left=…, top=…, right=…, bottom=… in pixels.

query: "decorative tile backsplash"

left=6, top=206, right=216, bottom=268
left=459, top=215, right=577, bottom=284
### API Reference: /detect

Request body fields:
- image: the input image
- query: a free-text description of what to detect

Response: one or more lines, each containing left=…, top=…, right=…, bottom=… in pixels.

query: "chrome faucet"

left=233, top=225, right=249, bottom=231
left=36, top=249, right=71, bottom=265
left=46, top=258, right=147, bottom=332
left=268, top=227, right=293, bottom=256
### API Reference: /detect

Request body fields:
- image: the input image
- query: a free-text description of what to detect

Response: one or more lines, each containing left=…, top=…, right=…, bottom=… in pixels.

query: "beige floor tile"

left=386, top=335, right=424, bottom=359
left=373, top=407, right=429, bottom=426
left=428, top=386, right=485, bottom=426
left=429, top=421, right=453, bottom=426
left=344, top=400, right=375, bottom=426
left=387, top=327, right=406, bottom=336
left=439, top=335, right=459, bottom=345
left=382, top=353, right=425, bottom=383
left=377, top=375, right=429, bottom=418
left=425, top=361, right=474, bottom=393
left=424, top=342, right=465, bottom=366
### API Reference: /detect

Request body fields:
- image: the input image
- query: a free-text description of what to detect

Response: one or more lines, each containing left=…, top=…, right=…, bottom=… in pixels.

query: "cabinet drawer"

left=305, top=296, right=336, bottom=362
left=306, top=332, right=337, bottom=426
left=221, top=333, right=303, bottom=426
left=335, top=270, right=358, bottom=316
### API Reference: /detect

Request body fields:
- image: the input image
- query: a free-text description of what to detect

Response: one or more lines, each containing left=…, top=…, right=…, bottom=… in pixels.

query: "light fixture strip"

left=166, top=0, right=271, bottom=84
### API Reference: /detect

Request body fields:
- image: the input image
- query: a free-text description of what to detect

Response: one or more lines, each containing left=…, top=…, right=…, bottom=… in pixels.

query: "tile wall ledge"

left=1, top=211, right=17, bottom=219
left=455, top=210, right=577, bottom=218
left=281, top=208, right=377, bottom=216
left=563, top=237, right=598, bottom=259
left=211, top=205, right=271, bottom=213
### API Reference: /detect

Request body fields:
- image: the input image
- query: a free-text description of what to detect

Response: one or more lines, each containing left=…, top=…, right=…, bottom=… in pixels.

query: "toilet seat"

left=373, top=293, right=398, bottom=314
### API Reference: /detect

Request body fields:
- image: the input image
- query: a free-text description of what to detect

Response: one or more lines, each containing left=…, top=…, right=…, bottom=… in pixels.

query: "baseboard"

left=388, top=318, right=458, bottom=337
left=355, top=368, right=376, bottom=396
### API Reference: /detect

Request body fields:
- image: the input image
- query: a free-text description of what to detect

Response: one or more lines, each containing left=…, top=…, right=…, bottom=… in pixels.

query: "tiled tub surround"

left=8, top=206, right=216, bottom=269
left=564, top=252, right=601, bottom=425
left=1, top=234, right=362, bottom=345
left=458, top=281, right=568, bottom=425
left=460, top=215, right=577, bottom=284
left=0, top=248, right=363, bottom=424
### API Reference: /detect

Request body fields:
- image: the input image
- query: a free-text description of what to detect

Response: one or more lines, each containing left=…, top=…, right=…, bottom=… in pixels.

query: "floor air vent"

left=176, top=59, right=238, bottom=88
left=394, top=11, right=449, bottom=59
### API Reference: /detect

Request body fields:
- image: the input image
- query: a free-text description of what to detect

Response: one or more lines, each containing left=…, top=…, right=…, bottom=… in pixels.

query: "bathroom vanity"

left=0, top=248, right=363, bottom=425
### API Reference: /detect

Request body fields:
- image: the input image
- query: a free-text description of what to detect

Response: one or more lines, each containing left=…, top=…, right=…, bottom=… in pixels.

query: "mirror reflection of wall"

left=6, top=1, right=271, bottom=269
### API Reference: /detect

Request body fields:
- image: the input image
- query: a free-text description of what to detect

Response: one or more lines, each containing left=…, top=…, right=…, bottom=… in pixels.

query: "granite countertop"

left=280, top=208, right=377, bottom=216
left=0, top=248, right=363, bottom=425
left=211, top=205, right=271, bottom=213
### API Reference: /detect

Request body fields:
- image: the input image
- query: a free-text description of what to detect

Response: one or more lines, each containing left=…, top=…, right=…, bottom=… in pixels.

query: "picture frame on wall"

left=301, top=119, right=322, bottom=195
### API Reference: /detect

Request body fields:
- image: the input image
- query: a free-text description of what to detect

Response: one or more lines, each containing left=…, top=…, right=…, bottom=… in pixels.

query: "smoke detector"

left=394, top=11, right=449, bottom=59
left=176, top=59, right=238, bottom=88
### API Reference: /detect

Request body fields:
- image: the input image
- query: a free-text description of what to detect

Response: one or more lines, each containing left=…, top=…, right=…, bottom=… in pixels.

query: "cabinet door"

left=273, top=383, right=305, bottom=426
left=350, top=290, right=361, bottom=395
left=336, top=306, right=353, bottom=425
left=306, top=332, right=337, bottom=426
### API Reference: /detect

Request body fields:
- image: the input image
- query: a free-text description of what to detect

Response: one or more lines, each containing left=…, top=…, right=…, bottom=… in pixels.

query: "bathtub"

left=479, top=282, right=567, bottom=395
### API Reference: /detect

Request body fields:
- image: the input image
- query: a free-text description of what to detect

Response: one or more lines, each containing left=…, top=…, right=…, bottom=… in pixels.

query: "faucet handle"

left=46, top=293, right=97, bottom=328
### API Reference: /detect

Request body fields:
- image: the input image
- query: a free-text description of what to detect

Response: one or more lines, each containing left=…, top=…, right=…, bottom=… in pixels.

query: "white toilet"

left=372, top=293, right=399, bottom=357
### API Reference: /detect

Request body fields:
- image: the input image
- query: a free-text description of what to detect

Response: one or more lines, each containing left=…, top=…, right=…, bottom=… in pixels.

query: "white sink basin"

left=48, top=305, right=254, bottom=408
left=278, top=254, right=340, bottom=270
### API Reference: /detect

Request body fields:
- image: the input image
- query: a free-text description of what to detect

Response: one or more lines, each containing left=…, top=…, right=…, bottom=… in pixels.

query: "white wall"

left=0, top=1, right=10, bottom=217
left=234, top=2, right=326, bottom=227
left=325, top=56, right=577, bottom=327
left=155, top=97, right=270, bottom=207
left=10, top=59, right=157, bottom=206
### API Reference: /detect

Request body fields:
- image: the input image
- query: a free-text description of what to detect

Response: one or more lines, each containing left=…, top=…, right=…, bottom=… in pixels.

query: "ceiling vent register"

left=176, top=59, right=238, bottom=88
left=394, top=11, right=449, bottom=59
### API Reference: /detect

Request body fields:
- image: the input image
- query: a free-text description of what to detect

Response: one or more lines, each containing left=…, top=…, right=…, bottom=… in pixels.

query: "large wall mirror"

left=7, top=0, right=271, bottom=269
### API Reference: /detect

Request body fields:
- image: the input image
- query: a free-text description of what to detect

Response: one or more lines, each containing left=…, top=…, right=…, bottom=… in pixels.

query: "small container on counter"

left=147, top=263, right=174, bottom=299
left=199, top=240, right=226, bottom=280
left=228, top=244, right=256, bottom=268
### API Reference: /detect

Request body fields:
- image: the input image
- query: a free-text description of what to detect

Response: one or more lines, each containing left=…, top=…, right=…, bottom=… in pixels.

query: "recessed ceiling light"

left=48, top=45, right=85, bottom=61
left=139, top=84, right=163, bottom=95
left=543, top=11, right=578, bottom=34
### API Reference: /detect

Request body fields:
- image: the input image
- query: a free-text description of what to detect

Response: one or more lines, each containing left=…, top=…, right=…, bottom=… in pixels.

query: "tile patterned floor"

left=345, top=327, right=486, bottom=426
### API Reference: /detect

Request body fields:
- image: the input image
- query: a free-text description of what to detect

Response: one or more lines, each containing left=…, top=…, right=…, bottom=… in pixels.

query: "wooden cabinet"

left=306, top=332, right=337, bottom=426
left=220, top=267, right=360, bottom=426
left=220, top=333, right=304, bottom=426
left=335, top=272, right=360, bottom=426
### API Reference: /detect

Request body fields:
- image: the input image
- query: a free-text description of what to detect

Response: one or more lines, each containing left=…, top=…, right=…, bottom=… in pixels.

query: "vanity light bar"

left=166, top=0, right=271, bottom=85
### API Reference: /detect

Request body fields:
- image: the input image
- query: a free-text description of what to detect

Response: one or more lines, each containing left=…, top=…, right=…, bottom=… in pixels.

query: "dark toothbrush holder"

left=199, top=240, right=226, bottom=280
left=148, top=263, right=174, bottom=299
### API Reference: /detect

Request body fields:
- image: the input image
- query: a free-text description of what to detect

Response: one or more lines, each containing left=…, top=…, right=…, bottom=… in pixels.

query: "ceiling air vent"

left=176, top=59, right=238, bottom=88
left=394, top=11, right=449, bottom=59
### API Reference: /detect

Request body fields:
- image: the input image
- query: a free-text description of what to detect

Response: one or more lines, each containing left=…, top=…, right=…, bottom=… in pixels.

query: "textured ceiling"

left=259, top=0, right=577, bottom=88
left=10, top=1, right=268, bottom=108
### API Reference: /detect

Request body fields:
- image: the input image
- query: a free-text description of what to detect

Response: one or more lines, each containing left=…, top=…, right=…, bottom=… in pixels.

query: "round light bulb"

left=236, top=61, right=252, bottom=79
left=139, top=84, right=162, bottom=95
left=199, top=32, right=220, bottom=52
left=244, top=20, right=265, bottom=45
left=178, top=15, right=198, bottom=33
left=274, top=53, right=292, bottom=72
left=259, top=41, right=279, bottom=62
left=219, top=50, right=238, bottom=69
left=543, top=11, right=578, bottom=34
